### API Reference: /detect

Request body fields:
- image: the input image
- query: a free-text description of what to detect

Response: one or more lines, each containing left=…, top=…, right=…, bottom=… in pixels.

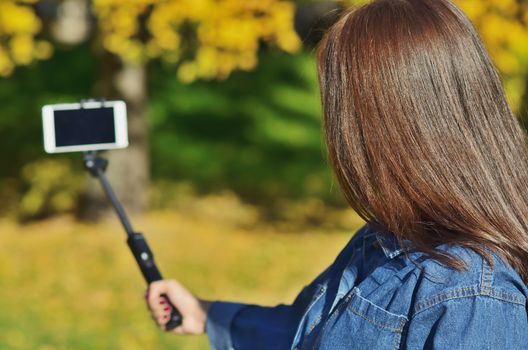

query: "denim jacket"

left=205, top=223, right=528, bottom=349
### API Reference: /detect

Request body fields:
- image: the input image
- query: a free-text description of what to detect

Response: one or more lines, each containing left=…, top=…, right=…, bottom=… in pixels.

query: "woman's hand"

left=146, top=279, right=211, bottom=335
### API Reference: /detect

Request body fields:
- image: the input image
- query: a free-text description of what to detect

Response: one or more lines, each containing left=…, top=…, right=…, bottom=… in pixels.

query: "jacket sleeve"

left=403, top=295, right=528, bottom=349
left=205, top=224, right=369, bottom=350
left=205, top=265, right=331, bottom=350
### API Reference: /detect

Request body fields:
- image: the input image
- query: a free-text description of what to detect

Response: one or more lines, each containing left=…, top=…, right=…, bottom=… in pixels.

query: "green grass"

left=0, top=210, right=364, bottom=349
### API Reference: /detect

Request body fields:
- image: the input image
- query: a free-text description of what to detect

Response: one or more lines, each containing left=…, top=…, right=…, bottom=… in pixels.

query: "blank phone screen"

left=54, top=107, right=116, bottom=147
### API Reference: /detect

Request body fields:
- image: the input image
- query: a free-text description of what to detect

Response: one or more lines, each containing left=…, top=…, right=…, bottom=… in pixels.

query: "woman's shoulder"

left=355, top=224, right=528, bottom=318
left=400, top=246, right=528, bottom=348
left=404, top=244, right=528, bottom=315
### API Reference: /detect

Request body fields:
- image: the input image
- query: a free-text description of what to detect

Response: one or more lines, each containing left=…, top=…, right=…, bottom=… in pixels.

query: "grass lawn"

left=0, top=210, right=363, bottom=349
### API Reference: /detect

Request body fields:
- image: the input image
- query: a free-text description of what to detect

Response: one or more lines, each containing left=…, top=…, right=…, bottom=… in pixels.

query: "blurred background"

left=0, top=0, right=526, bottom=348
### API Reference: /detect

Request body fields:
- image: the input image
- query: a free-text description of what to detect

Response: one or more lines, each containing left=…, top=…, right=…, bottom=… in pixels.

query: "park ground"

left=0, top=207, right=364, bottom=349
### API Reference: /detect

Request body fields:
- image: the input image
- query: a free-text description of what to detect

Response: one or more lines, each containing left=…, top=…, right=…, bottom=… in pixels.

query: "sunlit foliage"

left=93, top=0, right=301, bottom=82
left=0, top=0, right=525, bottom=96
left=456, top=0, right=528, bottom=113
left=0, top=0, right=52, bottom=76
left=19, top=159, right=83, bottom=219
left=0, top=0, right=300, bottom=82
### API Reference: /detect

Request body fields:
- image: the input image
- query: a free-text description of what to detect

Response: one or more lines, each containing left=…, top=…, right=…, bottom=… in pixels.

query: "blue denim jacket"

left=205, top=223, right=528, bottom=349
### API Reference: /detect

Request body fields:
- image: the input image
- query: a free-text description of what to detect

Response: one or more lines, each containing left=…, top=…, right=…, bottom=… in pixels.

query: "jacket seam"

left=302, top=284, right=327, bottom=337
left=348, top=307, right=406, bottom=333
left=356, top=290, right=410, bottom=320
left=297, top=284, right=327, bottom=348
left=412, top=284, right=526, bottom=317
left=345, top=288, right=407, bottom=333
left=480, top=246, right=493, bottom=292
left=305, top=313, right=322, bottom=335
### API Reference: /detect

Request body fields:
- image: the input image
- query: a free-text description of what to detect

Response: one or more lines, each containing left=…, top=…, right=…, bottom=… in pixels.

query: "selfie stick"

left=83, top=151, right=183, bottom=331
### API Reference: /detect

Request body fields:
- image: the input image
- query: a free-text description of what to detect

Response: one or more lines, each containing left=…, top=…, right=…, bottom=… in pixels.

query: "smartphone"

left=42, top=100, right=128, bottom=153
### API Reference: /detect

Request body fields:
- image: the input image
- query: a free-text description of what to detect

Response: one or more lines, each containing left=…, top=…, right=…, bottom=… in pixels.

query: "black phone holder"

left=83, top=151, right=183, bottom=331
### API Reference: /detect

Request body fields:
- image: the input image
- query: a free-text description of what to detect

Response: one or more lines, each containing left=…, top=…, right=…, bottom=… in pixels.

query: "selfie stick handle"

left=83, top=152, right=183, bottom=331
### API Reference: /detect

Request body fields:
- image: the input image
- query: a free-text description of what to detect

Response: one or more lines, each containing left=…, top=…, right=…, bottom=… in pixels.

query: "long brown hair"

left=317, top=0, right=528, bottom=283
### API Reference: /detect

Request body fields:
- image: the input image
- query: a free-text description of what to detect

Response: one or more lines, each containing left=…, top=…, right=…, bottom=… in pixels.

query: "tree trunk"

left=78, top=57, right=149, bottom=221
left=109, top=64, right=149, bottom=213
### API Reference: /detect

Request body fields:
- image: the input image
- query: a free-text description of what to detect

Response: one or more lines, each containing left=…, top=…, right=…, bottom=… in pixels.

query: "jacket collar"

left=374, top=231, right=409, bottom=259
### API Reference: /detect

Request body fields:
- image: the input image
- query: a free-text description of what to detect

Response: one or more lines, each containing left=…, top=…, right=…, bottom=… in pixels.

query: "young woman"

left=146, top=0, right=528, bottom=348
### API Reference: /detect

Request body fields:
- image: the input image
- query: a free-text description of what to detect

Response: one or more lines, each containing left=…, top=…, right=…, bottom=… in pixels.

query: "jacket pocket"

left=313, top=287, right=408, bottom=350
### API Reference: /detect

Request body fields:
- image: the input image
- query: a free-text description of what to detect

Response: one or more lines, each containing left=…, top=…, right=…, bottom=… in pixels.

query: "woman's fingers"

left=146, top=282, right=174, bottom=327
left=150, top=301, right=172, bottom=328
left=147, top=280, right=188, bottom=330
left=145, top=279, right=208, bottom=335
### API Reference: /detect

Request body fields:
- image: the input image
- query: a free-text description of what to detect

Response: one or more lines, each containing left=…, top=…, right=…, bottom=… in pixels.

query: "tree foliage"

left=0, top=0, right=301, bottom=82
left=456, top=0, right=528, bottom=113
left=0, top=0, right=52, bottom=76
left=94, top=0, right=301, bottom=82
left=1, top=0, right=527, bottom=219
left=1, top=1, right=526, bottom=102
